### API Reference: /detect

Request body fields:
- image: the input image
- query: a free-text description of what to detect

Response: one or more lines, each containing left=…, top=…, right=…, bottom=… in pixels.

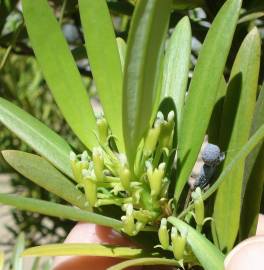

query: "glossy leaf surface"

left=123, top=0, right=172, bottom=167
left=0, top=194, right=122, bottom=229
left=22, top=0, right=97, bottom=150
left=108, top=258, right=181, bottom=270
left=79, top=0, right=124, bottom=151
left=2, top=150, right=88, bottom=209
left=213, top=28, right=261, bottom=251
left=23, top=243, right=143, bottom=258
left=240, top=84, right=264, bottom=239
left=0, top=98, right=72, bottom=178
left=174, top=0, right=242, bottom=202
left=0, top=251, right=4, bottom=270
left=161, top=16, right=191, bottom=133
left=116, top=37, right=126, bottom=71
left=11, top=233, right=25, bottom=270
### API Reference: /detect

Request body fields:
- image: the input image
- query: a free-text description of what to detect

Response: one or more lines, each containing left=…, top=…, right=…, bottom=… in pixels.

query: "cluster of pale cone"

left=53, top=215, right=264, bottom=270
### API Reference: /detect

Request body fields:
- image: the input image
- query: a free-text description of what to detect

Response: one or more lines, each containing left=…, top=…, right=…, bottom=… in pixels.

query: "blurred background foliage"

left=0, top=0, right=263, bottom=250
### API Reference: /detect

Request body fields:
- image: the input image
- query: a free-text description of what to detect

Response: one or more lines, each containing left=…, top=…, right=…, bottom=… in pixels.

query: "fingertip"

left=53, top=223, right=141, bottom=270
left=224, top=236, right=264, bottom=270
left=256, top=214, right=264, bottom=235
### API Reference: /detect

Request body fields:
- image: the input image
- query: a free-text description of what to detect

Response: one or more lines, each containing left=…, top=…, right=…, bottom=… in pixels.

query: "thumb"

left=224, top=215, right=264, bottom=270
left=53, top=223, right=141, bottom=270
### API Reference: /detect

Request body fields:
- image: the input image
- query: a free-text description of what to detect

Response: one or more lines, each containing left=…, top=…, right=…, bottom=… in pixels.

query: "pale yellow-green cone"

left=121, top=203, right=136, bottom=236
left=191, top=187, right=204, bottom=227
left=148, top=163, right=165, bottom=198
left=158, top=218, right=170, bottom=249
left=171, top=227, right=187, bottom=260
left=92, top=147, right=104, bottom=180
left=96, top=117, right=109, bottom=145
left=119, top=167, right=131, bottom=191
left=143, top=124, right=161, bottom=157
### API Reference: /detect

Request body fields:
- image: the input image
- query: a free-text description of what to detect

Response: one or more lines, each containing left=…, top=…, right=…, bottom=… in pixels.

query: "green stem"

left=59, top=0, right=68, bottom=25
left=0, top=23, right=24, bottom=70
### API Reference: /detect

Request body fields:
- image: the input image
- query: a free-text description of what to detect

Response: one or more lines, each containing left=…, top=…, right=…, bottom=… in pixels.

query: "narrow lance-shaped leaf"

left=0, top=98, right=73, bottom=178
left=207, top=77, right=227, bottom=144
left=240, top=144, right=264, bottom=239
left=108, top=258, right=182, bottom=270
left=22, top=0, right=97, bottom=150
left=11, top=233, right=25, bottom=270
left=0, top=194, right=122, bottom=229
left=168, top=217, right=224, bottom=270
left=2, top=150, right=88, bottom=209
left=161, top=16, right=191, bottom=134
left=213, top=28, right=261, bottom=252
left=0, top=251, right=4, bottom=270
left=238, top=12, right=264, bottom=24
left=116, top=37, right=126, bottom=72
left=123, top=0, right=172, bottom=168
left=79, top=0, right=124, bottom=151
left=23, top=243, right=143, bottom=258
left=174, top=0, right=242, bottom=203
left=240, top=84, right=264, bottom=240
left=242, top=84, right=264, bottom=192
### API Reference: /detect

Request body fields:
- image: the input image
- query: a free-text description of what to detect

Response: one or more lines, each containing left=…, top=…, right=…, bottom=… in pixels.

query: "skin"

left=54, top=215, right=264, bottom=270
left=224, top=215, right=264, bottom=270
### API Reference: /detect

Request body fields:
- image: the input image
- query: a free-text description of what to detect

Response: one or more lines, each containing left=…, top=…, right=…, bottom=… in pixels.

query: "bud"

left=191, top=187, right=204, bottom=228
left=143, top=125, right=161, bottom=157
left=70, top=151, right=89, bottom=183
left=159, top=111, right=175, bottom=149
left=81, top=151, right=89, bottom=162
left=121, top=204, right=135, bottom=236
left=154, top=111, right=165, bottom=129
left=96, top=117, right=108, bottom=145
left=82, top=169, right=97, bottom=207
left=92, top=147, right=104, bottom=180
left=158, top=218, right=170, bottom=249
left=148, top=163, right=165, bottom=198
left=171, top=227, right=187, bottom=260
left=119, top=167, right=131, bottom=191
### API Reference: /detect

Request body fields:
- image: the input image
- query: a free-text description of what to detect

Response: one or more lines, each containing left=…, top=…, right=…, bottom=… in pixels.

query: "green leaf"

left=161, top=16, right=191, bottom=135
left=0, top=194, right=122, bottom=229
left=213, top=27, right=261, bottom=252
left=123, top=0, right=172, bottom=168
left=240, top=85, right=264, bottom=240
left=168, top=217, right=224, bottom=270
left=0, top=251, right=4, bottom=270
left=107, top=258, right=181, bottom=270
left=23, top=243, right=143, bottom=258
left=79, top=0, right=124, bottom=151
left=2, top=150, right=88, bottom=209
left=238, top=12, right=264, bottom=24
left=240, top=144, right=264, bottom=239
left=31, top=258, right=41, bottom=270
left=242, top=85, right=264, bottom=193
left=174, top=0, right=242, bottom=203
left=0, top=98, right=72, bottom=178
left=207, top=77, right=227, bottom=144
left=178, top=124, right=264, bottom=219
left=22, top=0, right=97, bottom=150
left=116, top=37, right=126, bottom=72
left=11, top=233, right=25, bottom=270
